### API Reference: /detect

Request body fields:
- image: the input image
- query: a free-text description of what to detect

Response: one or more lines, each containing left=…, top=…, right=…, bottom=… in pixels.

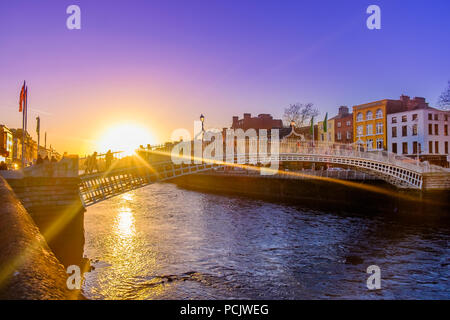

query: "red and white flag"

left=19, top=81, right=25, bottom=112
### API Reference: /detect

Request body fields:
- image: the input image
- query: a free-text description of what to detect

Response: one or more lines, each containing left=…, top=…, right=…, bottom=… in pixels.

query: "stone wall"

left=422, top=172, right=450, bottom=190
left=5, top=176, right=87, bottom=270
left=0, top=176, right=80, bottom=299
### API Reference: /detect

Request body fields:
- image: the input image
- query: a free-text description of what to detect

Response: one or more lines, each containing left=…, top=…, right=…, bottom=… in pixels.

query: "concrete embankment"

left=0, top=176, right=79, bottom=300
left=171, top=172, right=450, bottom=216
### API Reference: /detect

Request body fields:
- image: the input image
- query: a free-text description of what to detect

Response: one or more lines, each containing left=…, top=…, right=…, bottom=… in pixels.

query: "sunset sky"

left=0, top=0, right=449, bottom=155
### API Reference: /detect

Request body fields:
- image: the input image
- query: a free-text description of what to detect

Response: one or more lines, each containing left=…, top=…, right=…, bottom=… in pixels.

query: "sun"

left=97, top=123, right=156, bottom=155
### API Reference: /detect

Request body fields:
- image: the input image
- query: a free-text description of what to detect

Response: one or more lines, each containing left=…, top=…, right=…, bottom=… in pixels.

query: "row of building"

left=229, top=95, right=450, bottom=166
left=0, top=125, right=60, bottom=168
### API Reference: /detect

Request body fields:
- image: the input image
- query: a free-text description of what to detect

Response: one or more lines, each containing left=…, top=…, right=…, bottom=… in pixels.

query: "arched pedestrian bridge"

left=78, top=141, right=449, bottom=207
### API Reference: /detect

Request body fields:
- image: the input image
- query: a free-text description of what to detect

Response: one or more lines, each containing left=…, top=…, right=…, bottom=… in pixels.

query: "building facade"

left=353, top=98, right=404, bottom=151
left=318, top=117, right=335, bottom=143
left=387, top=107, right=449, bottom=166
left=331, top=106, right=353, bottom=144
left=0, top=125, right=13, bottom=165
left=231, top=113, right=283, bottom=131
left=10, top=128, right=38, bottom=167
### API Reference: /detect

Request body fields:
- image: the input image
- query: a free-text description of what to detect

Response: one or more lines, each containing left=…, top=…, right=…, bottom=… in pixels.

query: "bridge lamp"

left=200, top=114, right=205, bottom=132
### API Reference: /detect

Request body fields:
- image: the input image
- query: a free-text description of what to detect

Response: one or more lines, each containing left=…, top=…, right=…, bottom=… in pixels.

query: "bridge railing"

left=278, top=141, right=446, bottom=173
left=86, top=140, right=446, bottom=177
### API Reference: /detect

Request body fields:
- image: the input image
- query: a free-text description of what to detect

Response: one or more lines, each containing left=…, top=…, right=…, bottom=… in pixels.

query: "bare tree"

left=283, top=103, right=319, bottom=127
left=437, top=80, right=450, bottom=110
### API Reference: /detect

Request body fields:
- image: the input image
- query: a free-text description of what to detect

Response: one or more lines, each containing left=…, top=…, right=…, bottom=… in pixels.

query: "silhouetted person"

left=84, top=155, right=92, bottom=174
left=44, top=155, right=50, bottom=162
left=91, top=152, right=99, bottom=173
left=51, top=156, right=57, bottom=162
left=105, top=150, right=113, bottom=169
left=0, top=161, right=7, bottom=170
left=36, top=155, right=44, bottom=165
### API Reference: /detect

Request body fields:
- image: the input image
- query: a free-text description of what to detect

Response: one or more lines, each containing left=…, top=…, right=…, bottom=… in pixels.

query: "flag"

left=310, top=116, right=314, bottom=134
left=323, top=112, right=328, bottom=132
left=24, top=86, right=28, bottom=114
left=36, top=116, right=40, bottom=135
left=19, top=81, right=25, bottom=112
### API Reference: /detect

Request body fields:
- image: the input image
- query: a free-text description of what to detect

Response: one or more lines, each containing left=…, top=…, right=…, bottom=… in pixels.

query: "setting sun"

left=97, top=123, right=156, bottom=155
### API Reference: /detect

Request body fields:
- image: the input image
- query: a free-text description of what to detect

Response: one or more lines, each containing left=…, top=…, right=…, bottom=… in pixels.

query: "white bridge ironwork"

left=79, top=141, right=448, bottom=207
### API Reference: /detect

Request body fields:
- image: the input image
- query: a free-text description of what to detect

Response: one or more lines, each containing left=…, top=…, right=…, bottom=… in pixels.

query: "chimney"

left=232, top=116, right=239, bottom=128
left=338, top=106, right=349, bottom=116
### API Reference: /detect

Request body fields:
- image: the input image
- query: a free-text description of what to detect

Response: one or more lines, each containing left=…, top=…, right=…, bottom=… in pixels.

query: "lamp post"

left=200, top=114, right=205, bottom=141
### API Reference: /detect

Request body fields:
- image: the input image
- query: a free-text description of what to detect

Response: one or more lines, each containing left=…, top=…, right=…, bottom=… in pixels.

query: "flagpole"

left=21, top=82, right=26, bottom=168
left=36, top=116, right=40, bottom=158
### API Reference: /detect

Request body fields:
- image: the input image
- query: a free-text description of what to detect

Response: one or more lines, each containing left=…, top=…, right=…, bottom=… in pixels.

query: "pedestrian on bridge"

left=105, top=150, right=113, bottom=170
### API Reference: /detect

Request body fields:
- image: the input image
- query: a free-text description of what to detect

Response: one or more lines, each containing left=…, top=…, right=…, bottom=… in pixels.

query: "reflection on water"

left=82, top=183, right=450, bottom=299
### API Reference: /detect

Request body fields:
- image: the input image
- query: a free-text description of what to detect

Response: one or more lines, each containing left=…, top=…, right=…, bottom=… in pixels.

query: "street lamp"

left=200, top=114, right=205, bottom=142
left=290, top=120, right=295, bottom=128
left=200, top=114, right=205, bottom=131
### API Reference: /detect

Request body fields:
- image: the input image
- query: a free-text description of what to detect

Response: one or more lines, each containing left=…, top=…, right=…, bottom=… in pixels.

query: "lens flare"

left=97, top=123, right=155, bottom=155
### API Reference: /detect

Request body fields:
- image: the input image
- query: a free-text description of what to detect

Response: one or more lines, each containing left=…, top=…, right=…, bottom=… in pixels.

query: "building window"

left=402, top=142, right=408, bottom=154
left=337, top=132, right=341, bottom=140
left=445, top=125, right=448, bottom=136
left=337, top=121, right=341, bottom=128
left=321, top=133, right=324, bottom=141
left=435, top=124, right=439, bottom=135
left=402, top=125, right=407, bottom=137
left=445, top=141, right=449, bottom=154
left=357, top=113, right=363, bottom=122
left=376, top=139, right=383, bottom=150
left=428, top=113, right=432, bottom=120
left=366, top=111, right=373, bottom=120
left=434, top=114, right=439, bottom=121
left=435, top=141, right=439, bottom=154
left=376, top=109, right=383, bottom=119
left=346, top=131, right=351, bottom=139
left=346, top=120, right=351, bottom=126
left=402, top=115, right=407, bottom=122
left=392, top=127, right=397, bottom=138
left=429, top=141, right=433, bottom=154
left=392, top=117, right=397, bottom=124
left=376, top=122, right=383, bottom=134
left=366, top=124, right=373, bottom=135
left=357, top=125, right=363, bottom=137
left=428, top=123, right=433, bottom=135
left=412, top=114, right=418, bottom=121
left=413, top=141, right=418, bottom=154
left=412, top=124, right=418, bottom=136
left=367, top=139, right=373, bottom=151
left=445, top=114, right=448, bottom=121
left=392, top=143, right=397, bottom=154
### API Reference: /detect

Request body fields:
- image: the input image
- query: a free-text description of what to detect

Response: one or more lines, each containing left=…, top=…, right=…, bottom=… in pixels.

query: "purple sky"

left=0, top=0, right=449, bottom=154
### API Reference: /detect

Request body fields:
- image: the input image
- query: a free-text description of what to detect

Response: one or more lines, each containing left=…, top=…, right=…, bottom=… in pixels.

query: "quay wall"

left=0, top=176, right=78, bottom=299
left=171, top=172, right=449, bottom=216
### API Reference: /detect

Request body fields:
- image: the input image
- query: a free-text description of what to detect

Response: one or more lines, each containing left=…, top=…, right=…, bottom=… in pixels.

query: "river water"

left=81, top=183, right=450, bottom=299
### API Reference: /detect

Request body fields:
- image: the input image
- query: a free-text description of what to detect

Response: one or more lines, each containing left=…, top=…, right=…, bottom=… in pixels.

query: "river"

left=81, top=182, right=450, bottom=299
